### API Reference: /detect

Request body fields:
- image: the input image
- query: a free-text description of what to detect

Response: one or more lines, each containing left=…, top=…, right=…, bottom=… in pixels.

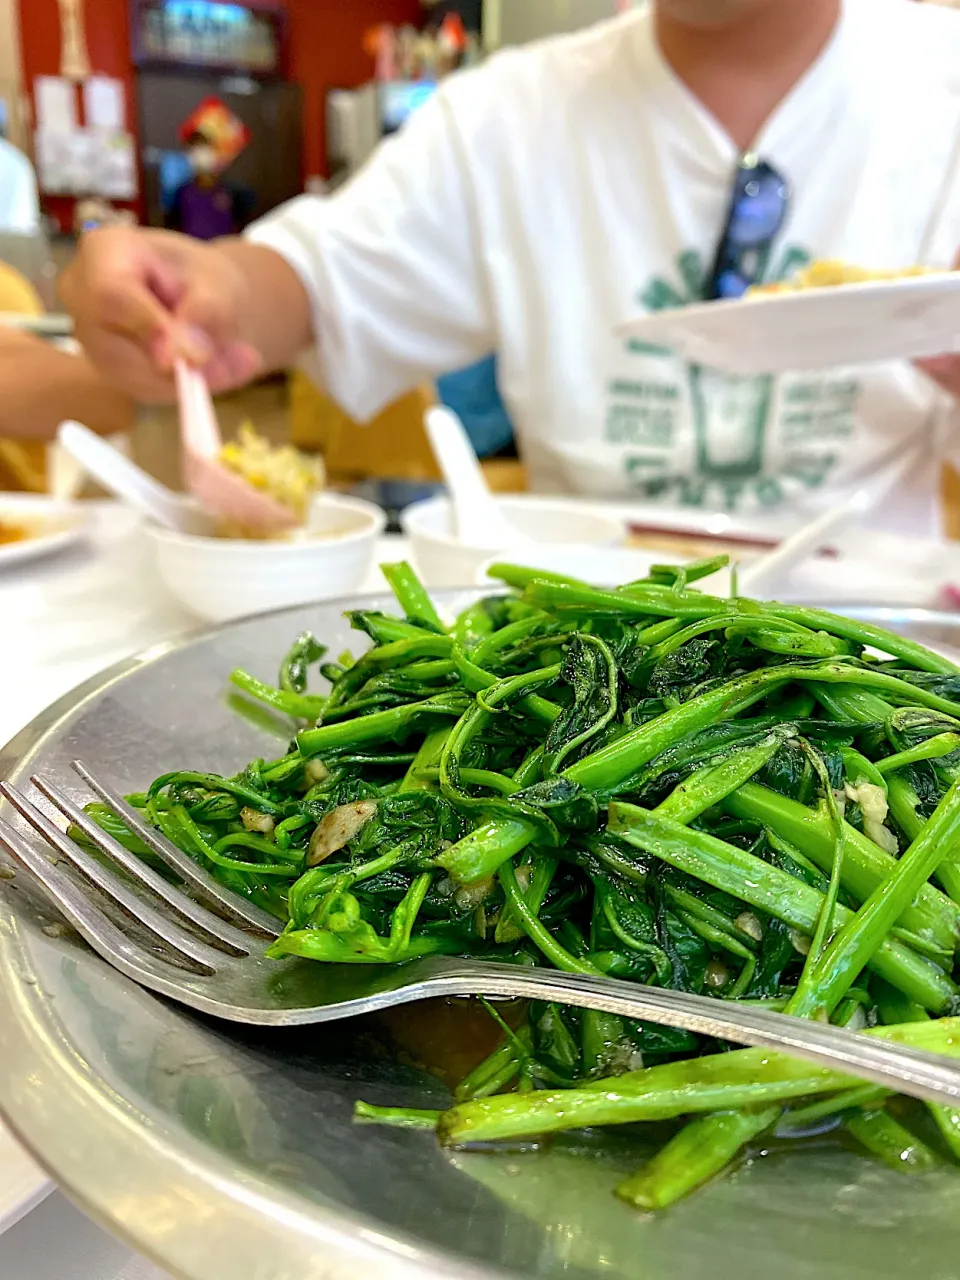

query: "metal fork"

left=3, top=761, right=960, bottom=1109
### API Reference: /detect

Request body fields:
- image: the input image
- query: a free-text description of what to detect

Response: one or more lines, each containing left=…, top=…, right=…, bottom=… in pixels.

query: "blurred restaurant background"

left=3, top=0, right=960, bottom=533
left=0, top=0, right=651, bottom=525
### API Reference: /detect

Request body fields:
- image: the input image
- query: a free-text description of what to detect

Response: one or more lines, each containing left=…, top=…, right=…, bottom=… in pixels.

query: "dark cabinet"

left=138, top=71, right=302, bottom=228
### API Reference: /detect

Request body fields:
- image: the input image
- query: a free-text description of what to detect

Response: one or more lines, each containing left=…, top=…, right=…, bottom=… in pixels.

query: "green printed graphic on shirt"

left=605, top=381, right=679, bottom=447
left=606, top=247, right=865, bottom=511
left=780, top=378, right=859, bottom=442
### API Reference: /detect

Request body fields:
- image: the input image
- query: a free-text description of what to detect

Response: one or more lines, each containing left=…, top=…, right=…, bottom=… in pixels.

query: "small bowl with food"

left=402, top=494, right=627, bottom=587
left=476, top=544, right=660, bottom=589
left=146, top=425, right=386, bottom=623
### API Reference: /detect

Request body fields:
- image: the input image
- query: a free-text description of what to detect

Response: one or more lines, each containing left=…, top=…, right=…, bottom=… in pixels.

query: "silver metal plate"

left=2, top=598, right=960, bottom=1280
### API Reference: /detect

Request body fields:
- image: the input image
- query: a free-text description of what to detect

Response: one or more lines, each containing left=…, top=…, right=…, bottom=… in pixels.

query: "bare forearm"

left=0, top=345, right=136, bottom=440
left=216, top=240, right=315, bottom=374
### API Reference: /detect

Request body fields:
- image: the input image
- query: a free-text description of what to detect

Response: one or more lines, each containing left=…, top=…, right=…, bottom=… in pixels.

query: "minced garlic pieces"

left=845, top=781, right=899, bottom=857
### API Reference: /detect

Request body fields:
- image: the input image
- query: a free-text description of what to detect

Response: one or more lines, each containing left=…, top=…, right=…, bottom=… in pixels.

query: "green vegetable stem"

left=97, top=556, right=960, bottom=1214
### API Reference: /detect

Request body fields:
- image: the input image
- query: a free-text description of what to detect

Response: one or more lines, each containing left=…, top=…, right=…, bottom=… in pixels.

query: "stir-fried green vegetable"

left=88, top=559, right=960, bottom=1211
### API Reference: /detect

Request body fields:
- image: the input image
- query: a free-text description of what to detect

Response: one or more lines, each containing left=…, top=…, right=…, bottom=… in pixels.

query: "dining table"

left=0, top=502, right=399, bottom=1279
left=3, top=498, right=960, bottom=1278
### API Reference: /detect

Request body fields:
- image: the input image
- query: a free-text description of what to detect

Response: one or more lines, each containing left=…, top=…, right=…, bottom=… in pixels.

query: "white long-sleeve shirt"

left=249, top=0, right=960, bottom=534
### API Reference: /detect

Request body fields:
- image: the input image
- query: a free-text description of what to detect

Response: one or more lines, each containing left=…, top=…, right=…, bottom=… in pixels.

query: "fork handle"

left=422, top=962, right=960, bottom=1108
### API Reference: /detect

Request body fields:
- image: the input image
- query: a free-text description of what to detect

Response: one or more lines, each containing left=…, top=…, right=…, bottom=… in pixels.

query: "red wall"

left=17, top=0, right=141, bottom=227
left=284, top=0, right=422, bottom=179
left=16, top=0, right=423, bottom=228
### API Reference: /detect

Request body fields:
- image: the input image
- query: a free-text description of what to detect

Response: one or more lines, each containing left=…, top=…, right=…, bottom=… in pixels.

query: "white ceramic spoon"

left=737, top=490, right=873, bottom=597
left=57, top=421, right=211, bottom=535
left=424, top=405, right=528, bottom=547
left=738, top=454, right=915, bottom=597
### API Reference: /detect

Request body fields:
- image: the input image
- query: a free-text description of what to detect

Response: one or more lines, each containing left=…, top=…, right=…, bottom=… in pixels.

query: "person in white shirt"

left=0, top=137, right=40, bottom=234
left=60, top=0, right=960, bottom=533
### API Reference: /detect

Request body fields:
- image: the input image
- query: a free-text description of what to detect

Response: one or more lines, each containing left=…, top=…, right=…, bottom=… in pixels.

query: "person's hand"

left=59, top=227, right=264, bottom=402
left=916, top=352, right=960, bottom=401
left=915, top=250, right=960, bottom=399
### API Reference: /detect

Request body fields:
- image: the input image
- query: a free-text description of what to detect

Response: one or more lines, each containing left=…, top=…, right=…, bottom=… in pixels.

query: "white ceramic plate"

left=476, top=545, right=659, bottom=587
left=473, top=524, right=960, bottom=609
left=0, top=1123, right=51, bottom=1236
left=0, top=497, right=87, bottom=571
left=618, top=273, right=960, bottom=374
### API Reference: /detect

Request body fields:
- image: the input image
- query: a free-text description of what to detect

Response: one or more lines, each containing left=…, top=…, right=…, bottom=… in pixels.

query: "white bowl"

left=145, top=494, right=386, bottom=624
left=402, top=495, right=626, bottom=588
left=476, top=544, right=660, bottom=588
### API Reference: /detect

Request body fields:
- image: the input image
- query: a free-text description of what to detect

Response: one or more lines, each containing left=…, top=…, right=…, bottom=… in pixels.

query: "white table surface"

left=0, top=503, right=400, bottom=1279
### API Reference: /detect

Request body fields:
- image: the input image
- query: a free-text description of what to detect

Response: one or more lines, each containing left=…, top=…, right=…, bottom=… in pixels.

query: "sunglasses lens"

left=714, top=268, right=752, bottom=299
left=729, top=168, right=790, bottom=246
left=706, top=160, right=790, bottom=300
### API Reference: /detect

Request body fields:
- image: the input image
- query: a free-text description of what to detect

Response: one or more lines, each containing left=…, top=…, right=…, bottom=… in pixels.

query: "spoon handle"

left=738, top=494, right=869, bottom=596
left=175, top=360, right=223, bottom=460
left=739, top=452, right=914, bottom=596
left=57, top=421, right=194, bottom=533
left=424, top=406, right=517, bottom=545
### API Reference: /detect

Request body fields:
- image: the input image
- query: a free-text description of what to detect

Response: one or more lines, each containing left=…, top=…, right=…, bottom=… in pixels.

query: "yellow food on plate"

left=220, top=422, right=326, bottom=523
left=749, top=259, right=942, bottom=296
left=0, top=519, right=28, bottom=546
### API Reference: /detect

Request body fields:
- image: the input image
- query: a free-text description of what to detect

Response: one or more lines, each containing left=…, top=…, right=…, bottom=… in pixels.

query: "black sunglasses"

left=705, top=154, right=791, bottom=301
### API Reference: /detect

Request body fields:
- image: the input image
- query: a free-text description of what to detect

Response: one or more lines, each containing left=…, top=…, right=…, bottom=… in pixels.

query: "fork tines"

left=0, top=761, right=282, bottom=982
left=70, top=760, right=281, bottom=937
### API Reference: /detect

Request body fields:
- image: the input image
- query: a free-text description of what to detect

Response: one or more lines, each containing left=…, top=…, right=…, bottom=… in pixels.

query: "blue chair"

left=436, top=355, right=515, bottom=458
left=158, top=151, right=194, bottom=215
